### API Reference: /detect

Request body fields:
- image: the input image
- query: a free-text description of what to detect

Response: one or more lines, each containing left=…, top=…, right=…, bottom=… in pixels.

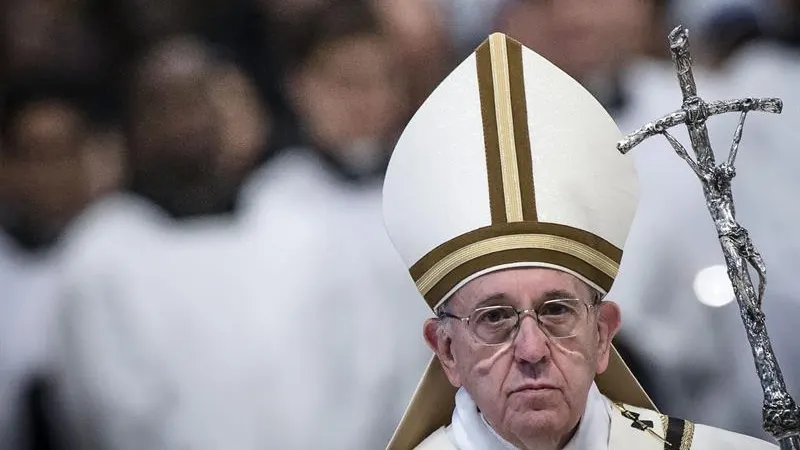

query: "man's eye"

left=539, top=302, right=574, bottom=316
left=476, top=308, right=515, bottom=324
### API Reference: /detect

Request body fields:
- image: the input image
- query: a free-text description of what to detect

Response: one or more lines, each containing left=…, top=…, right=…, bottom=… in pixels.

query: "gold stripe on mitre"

left=488, top=33, right=524, bottom=222
left=476, top=33, right=536, bottom=224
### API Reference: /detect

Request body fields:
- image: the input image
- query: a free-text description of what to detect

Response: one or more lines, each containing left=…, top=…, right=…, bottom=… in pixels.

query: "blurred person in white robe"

left=245, top=1, right=431, bottom=446
left=0, top=79, right=122, bottom=450
left=50, top=36, right=290, bottom=450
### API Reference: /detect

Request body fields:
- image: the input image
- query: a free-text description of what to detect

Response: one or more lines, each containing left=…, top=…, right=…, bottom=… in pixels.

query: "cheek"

left=460, top=344, right=518, bottom=420
left=471, top=343, right=514, bottom=377
left=455, top=340, right=515, bottom=390
left=549, top=338, right=597, bottom=392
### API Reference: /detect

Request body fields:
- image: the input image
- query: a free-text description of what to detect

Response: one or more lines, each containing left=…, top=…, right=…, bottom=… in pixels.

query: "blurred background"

left=1, top=0, right=799, bottom=449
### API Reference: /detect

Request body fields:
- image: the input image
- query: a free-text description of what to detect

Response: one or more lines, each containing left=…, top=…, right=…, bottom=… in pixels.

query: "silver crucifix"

left=617, top=25, right=800, bottom=449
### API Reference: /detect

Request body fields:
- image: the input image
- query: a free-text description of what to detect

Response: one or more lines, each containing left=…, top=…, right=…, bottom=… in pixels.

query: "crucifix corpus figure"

left=660, top=105, right=767, bottom=314
left=617, top=25, right=800, bottom=449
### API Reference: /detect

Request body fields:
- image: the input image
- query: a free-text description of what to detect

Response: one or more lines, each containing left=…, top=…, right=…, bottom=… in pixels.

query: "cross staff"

left=617, top=25, right=800, bottom=449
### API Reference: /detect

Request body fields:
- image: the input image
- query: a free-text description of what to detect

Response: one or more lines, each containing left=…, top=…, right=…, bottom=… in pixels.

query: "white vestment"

left=0, top=231, right=64, bottom=450
left=414, top=383, right=777, bottom=450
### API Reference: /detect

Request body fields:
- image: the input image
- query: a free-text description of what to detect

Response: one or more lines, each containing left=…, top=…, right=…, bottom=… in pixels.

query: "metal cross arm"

left=617, top=97, right=783, bottom=155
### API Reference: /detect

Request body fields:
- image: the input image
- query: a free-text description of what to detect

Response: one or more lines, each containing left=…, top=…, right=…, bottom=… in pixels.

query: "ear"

left=594, top=300, right=622, bottom=374
left=423, top=318, right=462, bottom=387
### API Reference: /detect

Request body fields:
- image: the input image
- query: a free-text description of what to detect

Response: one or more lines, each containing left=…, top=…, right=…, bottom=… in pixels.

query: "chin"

left=506, top=409, right=571, bottom=444
left=505, top=394, right=572, bottom=438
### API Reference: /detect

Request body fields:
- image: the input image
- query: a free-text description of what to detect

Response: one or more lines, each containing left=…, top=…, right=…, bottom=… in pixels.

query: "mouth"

left=509, top=384, right=560, bottom=395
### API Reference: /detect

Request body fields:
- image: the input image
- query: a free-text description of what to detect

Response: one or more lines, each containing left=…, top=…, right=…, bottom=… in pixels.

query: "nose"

left=512, top=313, right=550, bottom=364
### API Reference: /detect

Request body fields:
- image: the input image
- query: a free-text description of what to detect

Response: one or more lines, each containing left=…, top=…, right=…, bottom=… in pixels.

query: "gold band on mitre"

left=410, top=222, right=622, bottom=309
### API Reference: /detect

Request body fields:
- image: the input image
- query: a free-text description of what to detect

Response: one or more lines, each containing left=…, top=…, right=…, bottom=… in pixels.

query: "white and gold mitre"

left=382, top=33, right=655, bottom=449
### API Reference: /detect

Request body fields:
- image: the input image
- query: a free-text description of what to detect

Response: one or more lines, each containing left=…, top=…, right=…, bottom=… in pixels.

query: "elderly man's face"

left=424, top=268, right=621, bottom=448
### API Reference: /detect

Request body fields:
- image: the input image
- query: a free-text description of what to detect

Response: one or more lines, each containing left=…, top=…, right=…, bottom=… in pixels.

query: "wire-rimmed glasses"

left=437, top=298, right=596, bottom=346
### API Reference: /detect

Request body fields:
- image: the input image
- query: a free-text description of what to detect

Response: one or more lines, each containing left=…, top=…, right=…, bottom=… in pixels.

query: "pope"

left=380, top=33, right=777, bottom=450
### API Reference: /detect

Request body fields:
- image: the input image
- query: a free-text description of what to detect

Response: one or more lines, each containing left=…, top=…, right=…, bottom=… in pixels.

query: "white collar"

left=447, top=382, right=611, bottom=450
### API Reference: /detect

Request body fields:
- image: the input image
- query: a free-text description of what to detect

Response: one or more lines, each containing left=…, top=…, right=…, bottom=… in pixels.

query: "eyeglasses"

left=437, top=298, right=596, bottom=346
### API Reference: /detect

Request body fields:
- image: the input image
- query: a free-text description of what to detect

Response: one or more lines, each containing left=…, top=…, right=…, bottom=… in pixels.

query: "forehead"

left=452, top=267, right=591, bottom=308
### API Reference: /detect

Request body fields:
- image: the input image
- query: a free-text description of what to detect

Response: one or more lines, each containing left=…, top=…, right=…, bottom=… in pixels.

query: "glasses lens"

left=537, top=299, right=584, bottom=338
left=470, top=306, right=518, bottom=345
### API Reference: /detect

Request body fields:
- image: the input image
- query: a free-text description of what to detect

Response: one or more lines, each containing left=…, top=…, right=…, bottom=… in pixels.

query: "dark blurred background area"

left=1, top=0, right=799, bottom=449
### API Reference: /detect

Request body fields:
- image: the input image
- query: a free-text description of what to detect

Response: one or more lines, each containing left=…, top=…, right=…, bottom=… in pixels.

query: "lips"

left=509, top=383, right=559, bottom=394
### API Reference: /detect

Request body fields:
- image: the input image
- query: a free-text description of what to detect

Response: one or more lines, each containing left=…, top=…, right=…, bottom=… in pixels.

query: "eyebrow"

left=473, top=293, right=511, bottom=309
left=472, top=289, right=579, bottom=309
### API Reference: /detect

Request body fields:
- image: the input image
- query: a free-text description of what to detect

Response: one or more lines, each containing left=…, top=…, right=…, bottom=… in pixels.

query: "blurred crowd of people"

left=1, top=0, right=799, bottom=449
